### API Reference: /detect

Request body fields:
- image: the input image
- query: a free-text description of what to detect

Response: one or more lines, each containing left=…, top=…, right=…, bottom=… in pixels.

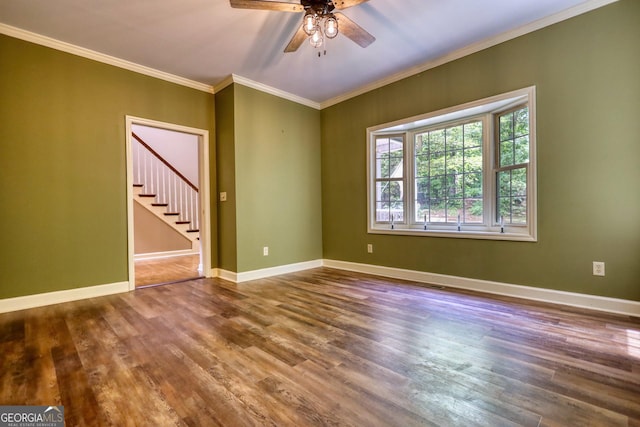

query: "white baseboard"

left=134, top=249, right=199, bottom=261
left=4, top=260, right=636, bottom=317
left=216, top=259, right=323, bottom=283
left=216, top=268, right=237, bottom=282
left=323, top=259, right=640, bottom=317
left=0, top=281, right=130, bottom=314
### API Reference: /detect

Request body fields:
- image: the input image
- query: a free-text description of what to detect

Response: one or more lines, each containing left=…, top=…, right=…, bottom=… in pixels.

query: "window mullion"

left=406, top=131, right=414, bottom=226
left=484, top=114, right=494, bottom=226
left=495, top=163, right=526, bottom=173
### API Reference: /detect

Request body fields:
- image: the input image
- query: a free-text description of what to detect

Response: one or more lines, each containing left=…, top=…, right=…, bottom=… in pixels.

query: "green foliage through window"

left=414, top=121, right=483, bottom=223
left=375, top=136, right=404, bottom=222
left=496, top=107, right=529, bottom=225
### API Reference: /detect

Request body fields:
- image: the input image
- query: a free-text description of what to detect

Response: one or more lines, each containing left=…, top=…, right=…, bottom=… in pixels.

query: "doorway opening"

left=125, top=116, right=211, bottom=289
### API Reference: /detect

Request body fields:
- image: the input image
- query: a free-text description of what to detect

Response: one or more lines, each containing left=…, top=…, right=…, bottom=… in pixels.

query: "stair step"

left=187, top=229, right=199, bottom=233
left=164, top=212, right=180, bottom=216
left=152, top=203, right=169, bottom=207
left=175, top=221, right=190, bottom=225
left=139, top=194, right=156, bottom=198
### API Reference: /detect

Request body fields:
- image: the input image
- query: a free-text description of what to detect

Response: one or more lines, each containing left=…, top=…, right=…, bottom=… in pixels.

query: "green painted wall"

left=2, top=0, right=637, bottom=304
left=0, top=35, right=215, bottom=299
left=218, top=84, right=322, bottom=273
left=215, top=85, right=238, bottom=272
left=321, top=0, right=640, bottom=301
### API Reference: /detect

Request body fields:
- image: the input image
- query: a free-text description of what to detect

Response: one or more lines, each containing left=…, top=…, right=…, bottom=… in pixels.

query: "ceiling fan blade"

left=284, top=25, right=308, bottom=52
left=229, top=0, right=304, bottom=12
left=335, top=12, right=375, bottom=48
left=332, top=0, right=370, bottom=10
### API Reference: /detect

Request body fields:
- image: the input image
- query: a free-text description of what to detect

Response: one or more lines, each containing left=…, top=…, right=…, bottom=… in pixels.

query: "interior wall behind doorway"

left=133, top=201, right=192, bottom=254
left=132, top=124, right=200, bottom=186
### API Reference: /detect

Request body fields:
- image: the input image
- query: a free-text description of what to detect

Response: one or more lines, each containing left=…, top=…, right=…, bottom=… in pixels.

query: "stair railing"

left=132, top=133, right=199, bottom=232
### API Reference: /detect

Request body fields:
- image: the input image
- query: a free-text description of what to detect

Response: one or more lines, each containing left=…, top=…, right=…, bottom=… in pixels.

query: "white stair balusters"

left=132, top=133, right=199, bottom=233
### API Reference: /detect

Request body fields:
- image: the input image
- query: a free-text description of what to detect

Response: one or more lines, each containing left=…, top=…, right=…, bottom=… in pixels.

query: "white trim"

left=1, top=0, right=616, bottom=109
left=218, top=260, right=323, bottom=283
left=0, top=281, right=129, bottom=314
left=320, top=0, right=619, bottom=109
left=3, top=259, right=637, bottom=317
left=227, top=74, right=321, bottom=110
left=366, top=88, right=530, bottom=133
left=125, top=116, right=213, bottom=291
left=134, top=249, right=199, bottom=261
left=0, top=23, right=213, bottom=94
left=213, top=75, right=235, bottom=93
left=367, top=228, right=536, bottom=242
left=237, top=260, right=323, bottom=282
left=323, top=259, right=640, bottom=317
left=217, top=269, right=238, bottom=283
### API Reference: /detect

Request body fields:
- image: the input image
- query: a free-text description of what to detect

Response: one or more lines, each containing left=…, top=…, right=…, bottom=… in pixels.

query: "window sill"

left=368, top=226, right=537, bottom=242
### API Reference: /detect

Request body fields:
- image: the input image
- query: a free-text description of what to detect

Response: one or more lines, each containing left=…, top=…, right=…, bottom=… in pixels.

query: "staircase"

left=132, top=133, right=199, bottom=246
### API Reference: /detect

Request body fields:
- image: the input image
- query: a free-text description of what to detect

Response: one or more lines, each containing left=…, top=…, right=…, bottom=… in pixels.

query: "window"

left=367, top=87, right=536, bottom=241
left=414, top=120, right=483, bottom=224
left=374, top=135, right=405, bottom=224
left=496, top=106, right=530, bottom=225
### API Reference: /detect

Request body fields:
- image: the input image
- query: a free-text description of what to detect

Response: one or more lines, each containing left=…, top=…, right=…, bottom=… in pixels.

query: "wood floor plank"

left=293, top=359, right=434, bottom=427
left=248, top=346, right=365, bottom=426
left=550, top=368, right=640, bottom=419
left=1, top=267, right=639, bottom=426
left=135, top=255, right=201, bottom=287
left=51, top=344, right=105, bottom=426
left=0, top=338, right=26, bottom=404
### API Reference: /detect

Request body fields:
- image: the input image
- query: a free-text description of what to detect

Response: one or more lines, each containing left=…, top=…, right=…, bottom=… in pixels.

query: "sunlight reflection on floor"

left=626, top=329, right=640, bottom=358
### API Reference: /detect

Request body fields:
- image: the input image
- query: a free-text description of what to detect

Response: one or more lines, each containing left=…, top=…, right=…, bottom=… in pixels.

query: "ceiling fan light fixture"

left=231, top=0, right=374, bottom=53
left=324, top=14, right=338, bottom=39
left=309, top=26, right=324, bottom=48
left=303, top=10, right=317, bottom=36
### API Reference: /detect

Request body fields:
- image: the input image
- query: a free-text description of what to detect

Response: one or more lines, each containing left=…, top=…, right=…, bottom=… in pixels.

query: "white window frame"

left=366, top=86, right=537, bottom=241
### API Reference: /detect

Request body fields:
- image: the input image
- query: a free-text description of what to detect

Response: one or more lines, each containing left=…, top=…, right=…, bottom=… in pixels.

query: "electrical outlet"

left=593, top=261, right=605, bottom=276
left=367, top=244, right=373, bottom=253
left=263, top=246, right=269, bottom=256
left=219, top=192, right=227, bottom=202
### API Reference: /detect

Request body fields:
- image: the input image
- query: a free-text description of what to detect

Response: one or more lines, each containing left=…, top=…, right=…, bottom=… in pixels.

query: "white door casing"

left=125, top=115, right=212, bottom=290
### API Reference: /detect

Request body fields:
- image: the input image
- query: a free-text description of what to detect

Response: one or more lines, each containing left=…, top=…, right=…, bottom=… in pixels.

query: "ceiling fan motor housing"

left=301, top=0, right=335, bottom=16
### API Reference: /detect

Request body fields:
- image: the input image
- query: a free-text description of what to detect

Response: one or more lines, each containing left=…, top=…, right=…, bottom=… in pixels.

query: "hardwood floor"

left=1, top=268, right=639, bottom=426
left=135, top=254, right=202, bottom=287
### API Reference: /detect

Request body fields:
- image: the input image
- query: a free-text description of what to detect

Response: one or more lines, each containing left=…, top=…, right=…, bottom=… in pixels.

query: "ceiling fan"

left=230, top=0, right=375, bottom=52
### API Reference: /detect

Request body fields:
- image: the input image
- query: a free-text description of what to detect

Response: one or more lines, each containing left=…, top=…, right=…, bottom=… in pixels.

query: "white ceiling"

left=0, top=0, right=611, bottom=106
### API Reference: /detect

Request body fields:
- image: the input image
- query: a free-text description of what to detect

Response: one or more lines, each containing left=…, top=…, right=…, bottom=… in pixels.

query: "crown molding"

left=1, top=0, right=618, bottom=108
left=213, top=75, right=235, bottom=93
left=223, top=74, right=321, bottom=110
left=0, top=23, right=214, bottom=94
left=319, top=0, right=619, bottom=109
